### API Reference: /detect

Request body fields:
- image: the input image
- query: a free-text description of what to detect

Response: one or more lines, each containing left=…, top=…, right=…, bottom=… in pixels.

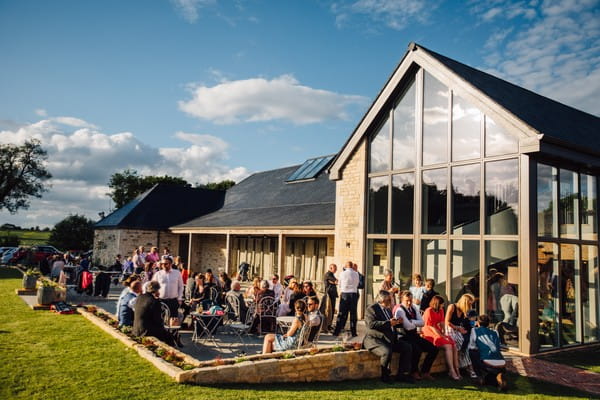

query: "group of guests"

left=364, top=289, right=507, bottom=390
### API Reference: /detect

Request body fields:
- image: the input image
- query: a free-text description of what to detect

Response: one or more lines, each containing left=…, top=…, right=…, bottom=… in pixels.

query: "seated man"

left=225, top=280, right=248, bottom=323
left=305, top=296, right=323, bottom=344
left=363, top=290, right=413, bottom=384
left=468, top=314, right=507, bottom=391
left=118, top=280, right=142, bottom=327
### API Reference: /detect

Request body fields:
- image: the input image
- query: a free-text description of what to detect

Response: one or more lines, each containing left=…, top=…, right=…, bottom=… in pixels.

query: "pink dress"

left=422, top=307, right=455, bottom=347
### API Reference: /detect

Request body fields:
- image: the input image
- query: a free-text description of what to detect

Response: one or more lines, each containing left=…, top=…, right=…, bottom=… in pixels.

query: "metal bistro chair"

left=209, top=286, right=221, bottom=307
left=160, top=302, right=181, bottom=348
left=224, top=296, right=255, bottom=349
left=256, top=296, right=277, bottom=336
left=296, top=321, right=322, bottom=350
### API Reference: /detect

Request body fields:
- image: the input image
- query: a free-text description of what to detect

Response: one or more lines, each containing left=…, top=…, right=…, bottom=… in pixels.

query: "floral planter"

left=37, top=286, right=56, bottom=305
left=23, top=275, right=38, bottom=290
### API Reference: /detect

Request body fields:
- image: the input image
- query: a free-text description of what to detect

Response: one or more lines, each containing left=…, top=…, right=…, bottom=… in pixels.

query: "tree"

left=197, top=180, right=236, bottom=191
left=107, top=169, right=190, bottom=209
left=0, top=139, right=52, bottom=213
left=48, top=214, right=95, bottom=251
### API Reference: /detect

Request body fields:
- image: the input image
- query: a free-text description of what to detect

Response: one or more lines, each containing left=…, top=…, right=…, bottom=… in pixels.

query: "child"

left=468, top=314, right=507, bottom=391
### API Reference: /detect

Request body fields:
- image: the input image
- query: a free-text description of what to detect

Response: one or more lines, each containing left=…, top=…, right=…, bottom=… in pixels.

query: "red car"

left=11, top=245, right=62, bottom=264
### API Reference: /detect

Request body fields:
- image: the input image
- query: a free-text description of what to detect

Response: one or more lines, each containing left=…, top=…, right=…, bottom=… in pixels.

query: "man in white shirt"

left=151, top=255, right=184, bottom=323
left=332, top=260, right=359, bottom=338
left=269, top=274, right=283, bottom=300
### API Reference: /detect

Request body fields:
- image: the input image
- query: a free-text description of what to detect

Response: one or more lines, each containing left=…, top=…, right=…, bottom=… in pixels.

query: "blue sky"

left=0, top=0, right=598, bottom=228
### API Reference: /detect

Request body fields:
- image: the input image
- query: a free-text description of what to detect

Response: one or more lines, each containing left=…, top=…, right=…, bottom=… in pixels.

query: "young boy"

left=419, top=278, right=438, bottom=312
left=468, top=314, right=508, bottom=391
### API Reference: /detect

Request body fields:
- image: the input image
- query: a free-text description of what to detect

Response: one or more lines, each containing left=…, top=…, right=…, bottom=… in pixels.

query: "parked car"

left=28, top=245, right=62, bottom=263
left=0, top=246, right=16, bottom=256
left=1, top=247, right=23, bottom=264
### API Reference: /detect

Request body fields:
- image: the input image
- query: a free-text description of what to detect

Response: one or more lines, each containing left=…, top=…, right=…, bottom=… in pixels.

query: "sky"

left=0, top=0, right=598, bottom=229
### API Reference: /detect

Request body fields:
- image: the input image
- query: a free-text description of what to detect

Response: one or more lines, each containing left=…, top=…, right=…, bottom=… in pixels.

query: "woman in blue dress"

left=262, top=299, right=307, bottom=354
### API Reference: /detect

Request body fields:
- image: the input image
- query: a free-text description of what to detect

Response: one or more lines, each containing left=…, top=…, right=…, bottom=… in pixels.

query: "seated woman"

left=246, top=277, right=261, bottom=300
left=445, top=293, right=477, bottom=378
left=262, top=300, right=307, bottom=354
left=287, top=281, right=304, bottom=316
left=421, top=295, right=461, bottom=380
left=302, top=281, right=317, bottom=298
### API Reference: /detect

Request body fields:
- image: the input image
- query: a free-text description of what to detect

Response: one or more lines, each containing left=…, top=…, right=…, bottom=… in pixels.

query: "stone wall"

left=188, top=234, right=227, bottom=273
left=334, top=139, right=366, bottom=268
left=93, top=228, right=181, bottom=267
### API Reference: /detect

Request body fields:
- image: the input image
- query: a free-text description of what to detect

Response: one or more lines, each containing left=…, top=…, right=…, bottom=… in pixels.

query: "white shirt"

left=339, top=267, right=359, bottom=294
left=394, top=304, right=424, bottom=331
left=269, top=281, right=283, bottom=299
left=308, top=310, right=323, bottom=327
left=152, top=268, right=184, bottom=301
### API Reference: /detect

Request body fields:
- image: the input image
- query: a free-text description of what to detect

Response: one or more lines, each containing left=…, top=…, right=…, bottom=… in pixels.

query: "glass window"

left=422, top=168, right=447, bottom=234
left=391, top=173, right=414, bottom=234
left=368, top=176, right=388, bottom=234
left=559, top=169, right=578, bottom=239
left=537, top=163, right=557, bottom=237
left=369, top=116, right=390, bottom=173
left=452, top=164, right=480, bottom=234
left=452, top=94, right=481, bottom=161
left=451, top=240, right=480, bottom=310
left=421, top=239, right=447, bottom=299
left=486, top=159, right=518, bottom=235
left=560, top=244, right=580, bottom=345
left=367, top=239, right=388, bottom=305
left=582, top=245, right=599, bottom=343
left=486, top=240, right=519, bottom=348
left=485, top=115, right=518, bottom=157
left=393, top=78, right=416, bottom=170
left=581, top=174, right=598, bottom=241
left=392, top=240, right=413, bottom=291
left=422, top=72, right=448, bottom=165
left=538, top=242, right=559, bottom=349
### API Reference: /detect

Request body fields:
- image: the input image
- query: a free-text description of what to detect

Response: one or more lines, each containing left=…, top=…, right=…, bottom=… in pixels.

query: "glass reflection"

left=537, top=163, right=557, bottom=237
left=581, top=174, right=598, bottom=241
left=486, top=240, right=519, bottom=348
left=392, top=240, right=413, bottom=291
left=452, top=94, right=481, bottom=161
left=451, top=240, right=480, bottom=310
left=367, top=239, right=388, bottom=305
left=368, top=176, right=388, bottom=234
left=422, top=168, right=447, bottom=234
left=369, top=117, right=390, bottom=173
left=423, top=72, right=448, bottom=165
left=391, top=173, right=414, bottom=234
left=421, top=239, right=447, bottom=298
left=538, top=242, right=559, bottom=349
left=485, top=159, right=518, bottom=235
left=393, top=78, right=416, bottom=169
left=560, top=244, right=579, bottom=345
left=582, top=245, right=599, bottom=342
left=559, top=169, right=578, bottom=239
left=485, top=115, right=518, bottom=157
left=453, top=164, right=480, bottom=234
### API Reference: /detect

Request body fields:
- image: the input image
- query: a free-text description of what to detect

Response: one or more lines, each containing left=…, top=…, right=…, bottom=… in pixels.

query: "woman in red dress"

left=422, top=295, right=461, bottom=380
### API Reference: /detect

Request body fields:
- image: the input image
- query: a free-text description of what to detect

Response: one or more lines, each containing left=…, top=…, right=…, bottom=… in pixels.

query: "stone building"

left=170, top=156, right=336, bottom=291
left=329, top=42, right=600, bottom=354
left=93, top=184, right=224, bottom=266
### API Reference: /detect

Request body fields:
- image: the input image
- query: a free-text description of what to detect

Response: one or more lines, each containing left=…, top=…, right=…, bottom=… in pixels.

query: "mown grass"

left=537, top=346, right=600, bottom=374
left=0, top=267, right=592, bottom=400
left=0, top=229, right=51, bottom=246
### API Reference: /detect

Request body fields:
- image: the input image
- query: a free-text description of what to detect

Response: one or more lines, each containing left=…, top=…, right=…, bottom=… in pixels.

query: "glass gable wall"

left=366, top=68, right=522, bottom=348
left=537, top=163, right=599, bottom=350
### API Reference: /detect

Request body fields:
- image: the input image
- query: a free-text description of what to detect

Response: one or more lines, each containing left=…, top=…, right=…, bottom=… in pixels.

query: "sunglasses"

left=307, top=303, right=316, bottom=306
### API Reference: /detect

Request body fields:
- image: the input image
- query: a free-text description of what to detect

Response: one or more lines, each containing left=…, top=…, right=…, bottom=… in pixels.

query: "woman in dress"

left=422, top=295, right=461, bottom=380
left=262, top=299, right=307, bottom=353
left=445, top=293, right=476, bottom=378
left=287, top=280, right=304, bottom=316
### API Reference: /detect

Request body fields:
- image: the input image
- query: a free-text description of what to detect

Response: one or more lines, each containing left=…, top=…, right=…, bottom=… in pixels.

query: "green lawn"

left=0, top=267, right=592, bottom=400
left=537, top=346, right=600, bottom=374
left=0, top=229, right=51, bottom=246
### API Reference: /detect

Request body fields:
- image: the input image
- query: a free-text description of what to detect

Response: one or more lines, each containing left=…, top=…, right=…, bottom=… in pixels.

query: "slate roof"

left=173, top=163, right=335, bottom=229
left=95, top=184, right=225, bottom=230
left=419, top=44, right=600, bottom=154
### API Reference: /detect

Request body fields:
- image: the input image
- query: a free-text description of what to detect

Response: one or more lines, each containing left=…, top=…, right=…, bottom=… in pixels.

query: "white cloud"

left=170, top=0, right=216, bottom=23
left=52, top=116, right=98, bottom=129
left=178, top=74, right=367, bottom=124
left=35, top=108, right=47, bottom=117
left=0, top=118, right=248, bottom=228
left=474, top=0, right=600, bottom=115
left=330, top=0, right=436, bottom=31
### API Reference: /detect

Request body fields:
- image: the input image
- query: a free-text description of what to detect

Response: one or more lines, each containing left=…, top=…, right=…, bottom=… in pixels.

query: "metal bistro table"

left=191, top=312, right=224, bottom=350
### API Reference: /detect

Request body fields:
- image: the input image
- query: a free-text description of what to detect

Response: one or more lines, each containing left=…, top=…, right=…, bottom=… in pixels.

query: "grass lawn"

left=537, top=346, right=600, bottom=374
left=0, top=267, right=592, bottom=400
left=0, top=229, right=51, bottom=246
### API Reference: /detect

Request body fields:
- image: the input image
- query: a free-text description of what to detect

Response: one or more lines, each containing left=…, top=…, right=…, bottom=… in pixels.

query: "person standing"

left=333, top=261, right=359, bottom=338
left=322, top=263, right=338, bottom=332
left=151, top=255, right=184, bottom=326
left=132, top=281, right=174, bottom=346
left=363, top=290, right=413, bottom=383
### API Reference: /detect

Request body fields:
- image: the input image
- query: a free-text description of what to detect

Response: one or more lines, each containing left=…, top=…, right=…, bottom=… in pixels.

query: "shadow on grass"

left=0, top=267, right=22, bottom=280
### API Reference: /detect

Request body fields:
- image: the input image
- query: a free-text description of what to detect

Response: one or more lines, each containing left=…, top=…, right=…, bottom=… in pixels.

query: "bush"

left=0, top=234, right=20, bottom=247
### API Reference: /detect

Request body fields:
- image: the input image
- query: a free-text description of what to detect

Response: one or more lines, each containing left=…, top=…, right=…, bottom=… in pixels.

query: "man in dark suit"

left=133, top=281, right=174, bottom=346
left=363, top=290, right=413, bottom=383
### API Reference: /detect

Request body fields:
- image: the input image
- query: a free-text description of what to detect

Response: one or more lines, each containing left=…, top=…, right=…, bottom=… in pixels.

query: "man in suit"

left=363, top=290, right=413, bottom=383
left=133, top=280, right=174, bottom=346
